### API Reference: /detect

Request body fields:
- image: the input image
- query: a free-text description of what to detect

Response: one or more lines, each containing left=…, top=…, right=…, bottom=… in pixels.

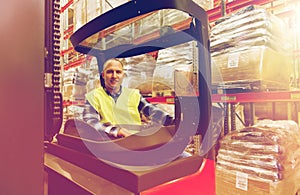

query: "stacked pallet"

left=216, top=120, right=300, bottom=194
left=210, top=6, right=292, bottom=91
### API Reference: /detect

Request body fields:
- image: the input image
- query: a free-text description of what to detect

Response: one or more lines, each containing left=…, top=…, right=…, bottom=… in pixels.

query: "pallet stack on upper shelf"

left=59, top=0, right=300, bottom=112
left=209, top=0, right=300, bottom=93
left=210, top=5, right=292, bottom=92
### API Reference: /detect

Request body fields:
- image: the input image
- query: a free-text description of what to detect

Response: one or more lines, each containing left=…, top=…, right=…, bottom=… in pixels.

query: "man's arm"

left=82, top=102, right=120, bottom=137
left=82, top=102, right=131, bottom=137
left=138, top=97, right=175, bottom=126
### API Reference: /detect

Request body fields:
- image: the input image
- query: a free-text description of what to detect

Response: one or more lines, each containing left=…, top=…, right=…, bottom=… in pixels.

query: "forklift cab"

left=44, top=0, right=214, bottom=194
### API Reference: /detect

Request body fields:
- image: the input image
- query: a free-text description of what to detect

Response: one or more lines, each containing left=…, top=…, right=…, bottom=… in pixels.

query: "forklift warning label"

left=236, top=171, right=248, bottom=191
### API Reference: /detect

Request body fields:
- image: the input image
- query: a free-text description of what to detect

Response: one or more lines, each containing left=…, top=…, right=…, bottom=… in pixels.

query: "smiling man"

left=101, top=58, right=126, bottom=95
left=83, top=58, right=175, bottom=138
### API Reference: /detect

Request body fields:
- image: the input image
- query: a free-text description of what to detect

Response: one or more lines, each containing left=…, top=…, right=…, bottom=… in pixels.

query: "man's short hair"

left=103, top=58, right=124, bottom=71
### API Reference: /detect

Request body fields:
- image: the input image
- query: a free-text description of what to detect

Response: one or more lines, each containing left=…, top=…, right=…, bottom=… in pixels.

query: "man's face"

left=102, top=60, right=124, bottom=92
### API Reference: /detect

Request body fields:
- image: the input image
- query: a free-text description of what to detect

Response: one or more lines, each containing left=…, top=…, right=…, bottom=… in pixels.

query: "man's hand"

left=164, top=115, right=176, bottom=126
left=117, top=128, right=133, bottom=138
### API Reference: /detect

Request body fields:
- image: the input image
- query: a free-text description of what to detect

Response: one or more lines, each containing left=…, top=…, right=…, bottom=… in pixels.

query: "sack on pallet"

left=216, top=120, right=300, bottom=194
left=210, top=6, right=292, bottom=90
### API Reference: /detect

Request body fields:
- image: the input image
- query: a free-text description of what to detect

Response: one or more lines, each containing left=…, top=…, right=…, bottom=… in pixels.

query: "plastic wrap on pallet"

left=86, top=78, right=100, bottom=93
left=63, top=84, right=87, bottom=101
left=210, top=6, right=291, bottom=55
left=216, top=120, right=300, bottom=194
left=86, top=0, right=101, bottom=23
left=73, top=0, right=87, bottom=32
left=211, top=6, right=284, bottom=37
left=66, top=104, right=85, bottom=119
left=105, top=25, right=133, bottom=49
left=210, top=6, right=293, bottom=91
left=211, top=46, right=292, bottom=90
left=211, top=30, right=289, bottom=57
left=161, top=9, right=190, bottom=27
left=192, top=0, right=213, bottom=11
left=63, top=67, right=90, bottom=100
left=135, top=11, right=162, bottom=39
left=63, top=67, right=90, bottom=85
left=135, top=9, right=190, bottom=40
left=216, top=166, right=300, bottom=195
left=152, top=41, right=196, bottom=96
left=123, top=53, right=156, bottom=96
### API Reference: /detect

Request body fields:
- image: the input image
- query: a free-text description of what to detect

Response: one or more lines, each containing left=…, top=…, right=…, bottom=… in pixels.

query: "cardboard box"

left=212, top=46, right=292, bottom=90
left=215, top=167, right=299, bottom=195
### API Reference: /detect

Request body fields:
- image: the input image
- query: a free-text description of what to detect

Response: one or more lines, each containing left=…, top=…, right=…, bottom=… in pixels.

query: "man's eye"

left=106, top=70, right=113, bottom=74
left=116, top=70, right=122, bottom=74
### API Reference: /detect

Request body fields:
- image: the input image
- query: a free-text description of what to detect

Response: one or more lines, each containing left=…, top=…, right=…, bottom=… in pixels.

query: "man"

left=83, top=58, right=174, bottom=138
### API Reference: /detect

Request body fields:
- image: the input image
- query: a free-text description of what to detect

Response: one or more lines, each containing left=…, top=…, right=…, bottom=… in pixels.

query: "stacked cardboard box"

left=216, top=167, right=298, bottom=195
left=212, top=46, right=291, bottom=90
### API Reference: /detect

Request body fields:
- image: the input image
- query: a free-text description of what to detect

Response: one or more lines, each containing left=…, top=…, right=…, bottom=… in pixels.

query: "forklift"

left=44, top=0, right=218, bottom=194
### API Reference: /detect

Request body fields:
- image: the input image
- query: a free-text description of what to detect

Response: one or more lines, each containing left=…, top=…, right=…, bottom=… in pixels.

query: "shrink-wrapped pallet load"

left=104, top=25, right=132, bottom=50
left=63, top=84, right=86, bottom=101
left=135, top=11, right=162, bottom=39
left=192, top=0, right=213, bottom=11
left=73, top=0, right=87, bottom=32
left=153, top=41, right=197, bottom=96
left=161, top=9, right=190, bottom=27
left=211, top=6, right=292, bottom=90
left=216, top=120, right=300, bottom=195
left=63, top=67, right=90, bottom=101
left=75, top=0, right=130, bottom=47
left=85, top=57, right=101, bottom=93
left=86, top=77, right=100, bottom=93
left=211, top=46, right=291, bottom=90
left=86, top=0, right=102, bottom=23
left=123, top=54, right=156, bottom=96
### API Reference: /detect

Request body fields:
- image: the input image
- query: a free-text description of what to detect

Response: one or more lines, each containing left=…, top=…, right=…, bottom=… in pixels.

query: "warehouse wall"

left=0, top=1, right=44, bottom=194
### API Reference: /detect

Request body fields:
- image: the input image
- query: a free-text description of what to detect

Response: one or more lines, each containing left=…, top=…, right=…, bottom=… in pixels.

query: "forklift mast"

left=44, top=0, right=63, bottom=142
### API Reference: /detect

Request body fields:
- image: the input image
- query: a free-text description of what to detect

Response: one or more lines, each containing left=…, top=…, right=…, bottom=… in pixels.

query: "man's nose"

left=112, top=71, right=117, bottom=78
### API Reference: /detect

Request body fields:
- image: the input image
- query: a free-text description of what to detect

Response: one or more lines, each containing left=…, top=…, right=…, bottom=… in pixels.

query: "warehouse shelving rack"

left=212, top=91, right=300, bottom=134
left=59, top=0, right=300, bottom=136
left=60, top=0, right=282, bottom=72
left=146, top=90, right=300, bottom=135
left=59, top=0, right=298, bottom=100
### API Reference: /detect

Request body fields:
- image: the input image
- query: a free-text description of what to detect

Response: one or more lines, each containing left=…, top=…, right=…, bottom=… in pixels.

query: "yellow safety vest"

left=85, top=87, right=141, bottom=126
